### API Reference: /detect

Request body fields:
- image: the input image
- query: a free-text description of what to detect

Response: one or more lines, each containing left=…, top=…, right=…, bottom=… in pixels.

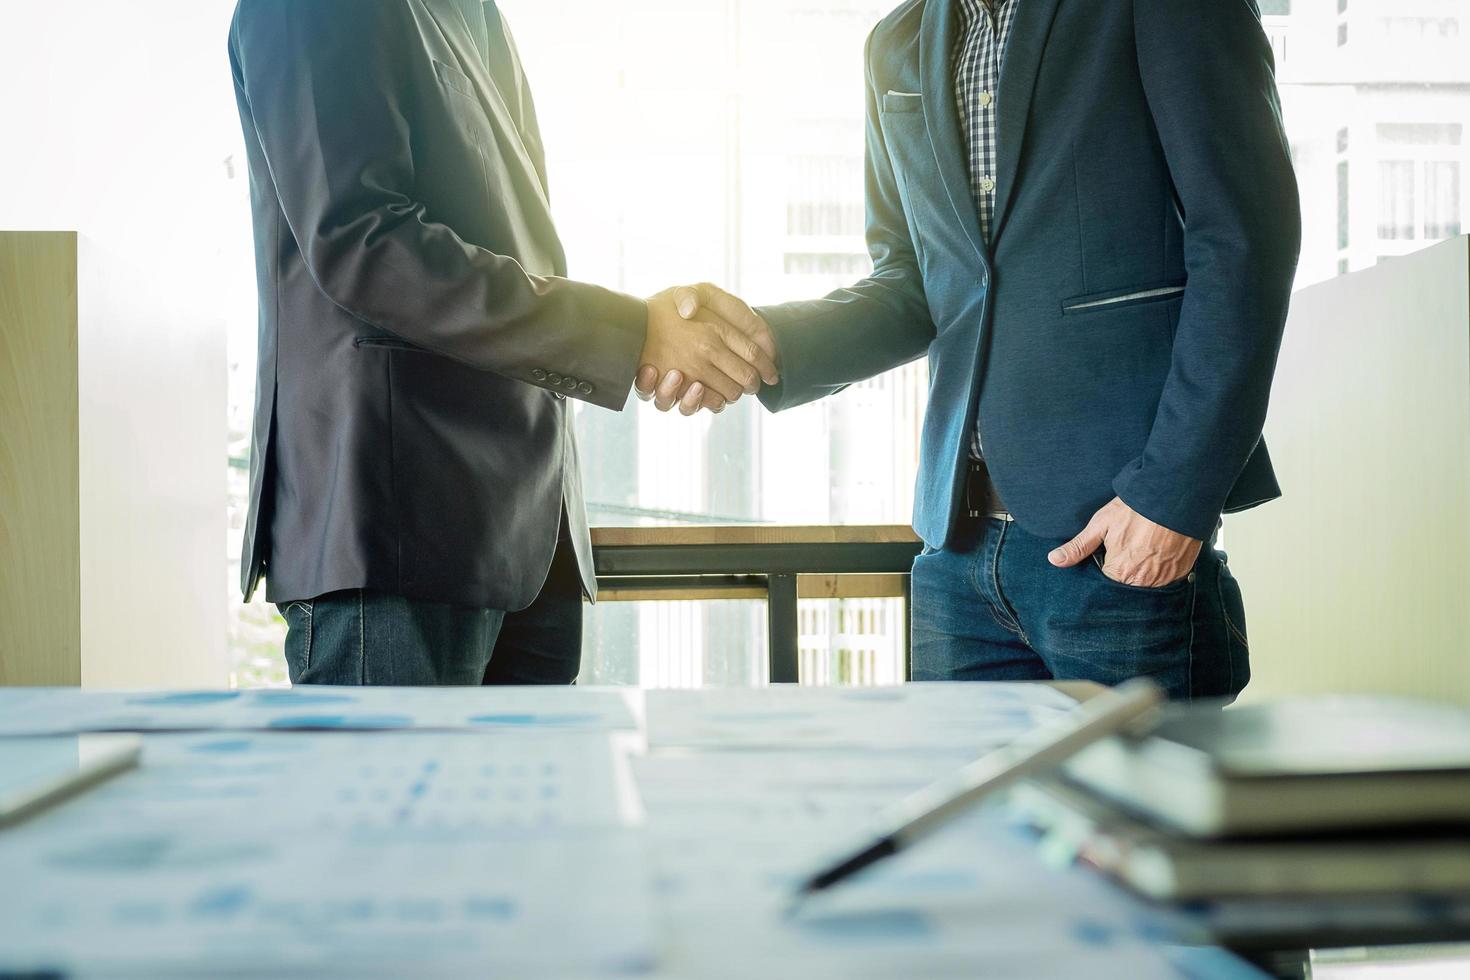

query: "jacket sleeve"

left=231, top=0, right=646, bottom=411
left=757, top=32, right=937, bottom=414
left=1115, top=0, right=1302, bottom=538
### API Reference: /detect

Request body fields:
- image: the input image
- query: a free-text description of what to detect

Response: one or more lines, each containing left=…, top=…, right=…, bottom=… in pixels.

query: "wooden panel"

left=599, top=584, right=769, bottom=603
left=598, top=573, right=911, bottom=604
left=0, top=232, right=81, bottom=685
left=591, top=525, right=921, bottom=548
left=0, top=231, right=227, bottom=689
left=797, top=574, right=908, bottom=600
left=1228, top=237, right=1470, bottom=705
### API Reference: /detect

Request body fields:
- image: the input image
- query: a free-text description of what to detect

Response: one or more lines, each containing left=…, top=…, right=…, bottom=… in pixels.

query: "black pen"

left=787, top=678, right=1165, bottom=912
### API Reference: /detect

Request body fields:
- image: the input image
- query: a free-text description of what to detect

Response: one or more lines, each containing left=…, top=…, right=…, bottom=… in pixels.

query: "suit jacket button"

left=563, top=377, right=579, bottom=390
left=547, top=372, right=563, bottom=386
left=532, top=368, right=547, bottom=382
left=578, top=382, right=593, bottom=395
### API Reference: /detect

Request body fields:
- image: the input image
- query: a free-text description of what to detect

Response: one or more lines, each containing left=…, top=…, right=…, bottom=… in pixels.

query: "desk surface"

left=0, top=682, right=1260, bottom=979
left=590, top=524, right=922, bottom=548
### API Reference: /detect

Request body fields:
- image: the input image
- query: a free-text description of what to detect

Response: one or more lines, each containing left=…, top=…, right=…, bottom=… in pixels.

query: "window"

left=1378, top=160, right=1418, bottom=239
left=787, top=154, right=865, bottom=237
left=1425, top=161, right=1463, bottom=238
left=1372, top=123, right=1463, bottom=245
left=1276, top=5, right=1470, bottom=286
left=784, top=253, right=871, bottom=276
left=496, top=0, right=915, bottom=685
left=1380, top=17, right=1461, bottom=41
left=1378, top=123, right=1464, bottom=145
left=1260, top=0, right=1292, bottom=14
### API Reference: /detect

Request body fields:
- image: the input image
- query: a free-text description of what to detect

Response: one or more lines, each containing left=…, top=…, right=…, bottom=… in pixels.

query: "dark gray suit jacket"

left=230, top=0, right=646, bottom=610
left=759, top=0, right=1301, bottom=545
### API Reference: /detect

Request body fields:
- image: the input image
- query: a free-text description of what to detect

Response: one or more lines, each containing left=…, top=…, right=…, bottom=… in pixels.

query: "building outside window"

left=1267, top=0, right=1470, bottom=285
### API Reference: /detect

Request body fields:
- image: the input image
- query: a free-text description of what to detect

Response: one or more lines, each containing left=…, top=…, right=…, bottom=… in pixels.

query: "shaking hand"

left=636, top=284, right=779, bottom=416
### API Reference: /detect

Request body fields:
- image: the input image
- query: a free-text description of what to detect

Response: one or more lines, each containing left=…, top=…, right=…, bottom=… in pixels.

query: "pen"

left=787, top=678, right=1165, bottom=911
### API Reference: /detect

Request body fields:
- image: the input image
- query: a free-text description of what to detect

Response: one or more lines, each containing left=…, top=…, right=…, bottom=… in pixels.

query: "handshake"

left=635, top=284, right=778, bottom=416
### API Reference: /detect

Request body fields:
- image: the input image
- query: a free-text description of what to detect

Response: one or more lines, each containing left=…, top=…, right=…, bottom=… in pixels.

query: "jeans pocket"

left=278, top=600, right=315, bottom=677
left=1089, top=553, right=1194, bottom=594
left=1217, top=556, right=1250, bottom=697
left=1045, top=560, right=1196, bottom=699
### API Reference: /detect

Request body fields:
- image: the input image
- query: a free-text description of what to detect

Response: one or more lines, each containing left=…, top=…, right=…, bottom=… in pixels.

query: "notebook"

left=1061, top=697, right=1470, bottom=837
left=1012, top=777, right=1470, bottom=900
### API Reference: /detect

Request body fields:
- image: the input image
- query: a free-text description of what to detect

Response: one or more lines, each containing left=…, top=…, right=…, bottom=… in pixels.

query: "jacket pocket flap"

left=432, top=58, right=477, bottom=100
left=355, top=336, right=429, bottom=353
left=882, top=91, right=923, bottom=113
left=1061, top=282, right=1187, bottom=316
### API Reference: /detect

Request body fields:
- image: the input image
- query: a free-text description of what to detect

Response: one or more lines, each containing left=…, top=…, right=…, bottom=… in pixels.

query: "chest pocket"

left=879, top=91, right=940, bottom=264
left=882, top=91, right=923, bottom=114
left=433, top=59, right=495, bottom=146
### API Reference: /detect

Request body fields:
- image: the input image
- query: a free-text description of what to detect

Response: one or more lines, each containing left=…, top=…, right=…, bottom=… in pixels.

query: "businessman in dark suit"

left=645, top=0, right=1300, bottom=699
left=229, top=0, right=778, bottom=686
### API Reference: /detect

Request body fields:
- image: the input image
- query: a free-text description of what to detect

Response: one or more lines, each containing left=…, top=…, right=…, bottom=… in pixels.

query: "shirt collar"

left=958, top=0, right=1007, bottom=27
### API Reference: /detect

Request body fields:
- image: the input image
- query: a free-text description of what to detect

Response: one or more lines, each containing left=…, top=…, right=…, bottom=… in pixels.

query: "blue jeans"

left=910, top=518, right=1249, bottom=701
left=278, top=536, right=585, bottom=686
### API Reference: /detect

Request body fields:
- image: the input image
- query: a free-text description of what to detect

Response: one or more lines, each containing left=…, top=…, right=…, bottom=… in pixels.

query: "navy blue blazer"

left=757, top=0, right=1301, bottom=544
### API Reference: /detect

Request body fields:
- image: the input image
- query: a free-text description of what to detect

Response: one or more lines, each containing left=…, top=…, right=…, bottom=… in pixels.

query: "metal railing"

left=590, top=525, right=924, bottom=683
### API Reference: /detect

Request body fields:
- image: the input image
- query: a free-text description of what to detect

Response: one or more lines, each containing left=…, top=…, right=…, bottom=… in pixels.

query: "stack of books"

left=1011, top=697, right=1470, bottom=950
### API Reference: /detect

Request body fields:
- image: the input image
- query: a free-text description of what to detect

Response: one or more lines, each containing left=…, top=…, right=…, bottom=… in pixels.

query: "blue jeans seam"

left=965, top=522, right=1027, bottom=644
left=1220, top=581, right=1249, bottom=649
left=990, top=521, right=1032, bottom=644
left=1218, top=568, right=1244, bottom=695
left=303, top=600, right=314, bottom=672
left=1186, top=576, right=1198, bottom=698
left=357, top=589, right=366, bottom=685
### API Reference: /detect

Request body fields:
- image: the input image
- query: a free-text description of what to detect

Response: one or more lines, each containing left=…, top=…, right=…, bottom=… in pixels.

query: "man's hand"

left=1048, top=497, right=1203, bottom=589
left=638, top=287, right=778, bottom=411
left=635, top=284, right=779, bottom=416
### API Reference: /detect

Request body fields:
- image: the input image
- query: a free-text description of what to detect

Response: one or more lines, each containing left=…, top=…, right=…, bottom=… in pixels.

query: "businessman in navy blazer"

left=642, top=0, right=1301, bottom=700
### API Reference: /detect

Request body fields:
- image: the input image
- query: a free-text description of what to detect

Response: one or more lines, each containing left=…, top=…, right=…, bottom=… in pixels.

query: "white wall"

left=1229, top=237, right=1470, bottom=707
left=0, top=1, right=244, bottom=686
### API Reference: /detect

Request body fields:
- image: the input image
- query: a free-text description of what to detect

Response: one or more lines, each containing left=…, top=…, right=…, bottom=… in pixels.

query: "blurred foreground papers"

left=0, top=684, right=1265, bottom=979
left=0, top=732, right=652, bottom=978
left=0, top=685, right=639, bottom=734
left=645, top=681, right=1074, bottom=751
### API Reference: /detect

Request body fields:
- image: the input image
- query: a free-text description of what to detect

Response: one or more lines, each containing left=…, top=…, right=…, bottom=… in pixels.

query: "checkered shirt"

left=954, top=0, right=1020, bottom=243
left=954, top=0, right=1021, bottom=460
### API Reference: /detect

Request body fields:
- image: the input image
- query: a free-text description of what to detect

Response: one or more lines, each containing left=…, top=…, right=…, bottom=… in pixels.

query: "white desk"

left=0, top=683, right=1265, bottom=978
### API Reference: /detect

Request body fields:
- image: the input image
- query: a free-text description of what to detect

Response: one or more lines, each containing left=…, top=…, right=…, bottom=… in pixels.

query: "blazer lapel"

left=421, top=0, right=553, bottom=214
left=485, top=4, right=551, bottom=194
left=991, top=0, right=1063, bottom=242
left=919, top=0, right=986, bottom=265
